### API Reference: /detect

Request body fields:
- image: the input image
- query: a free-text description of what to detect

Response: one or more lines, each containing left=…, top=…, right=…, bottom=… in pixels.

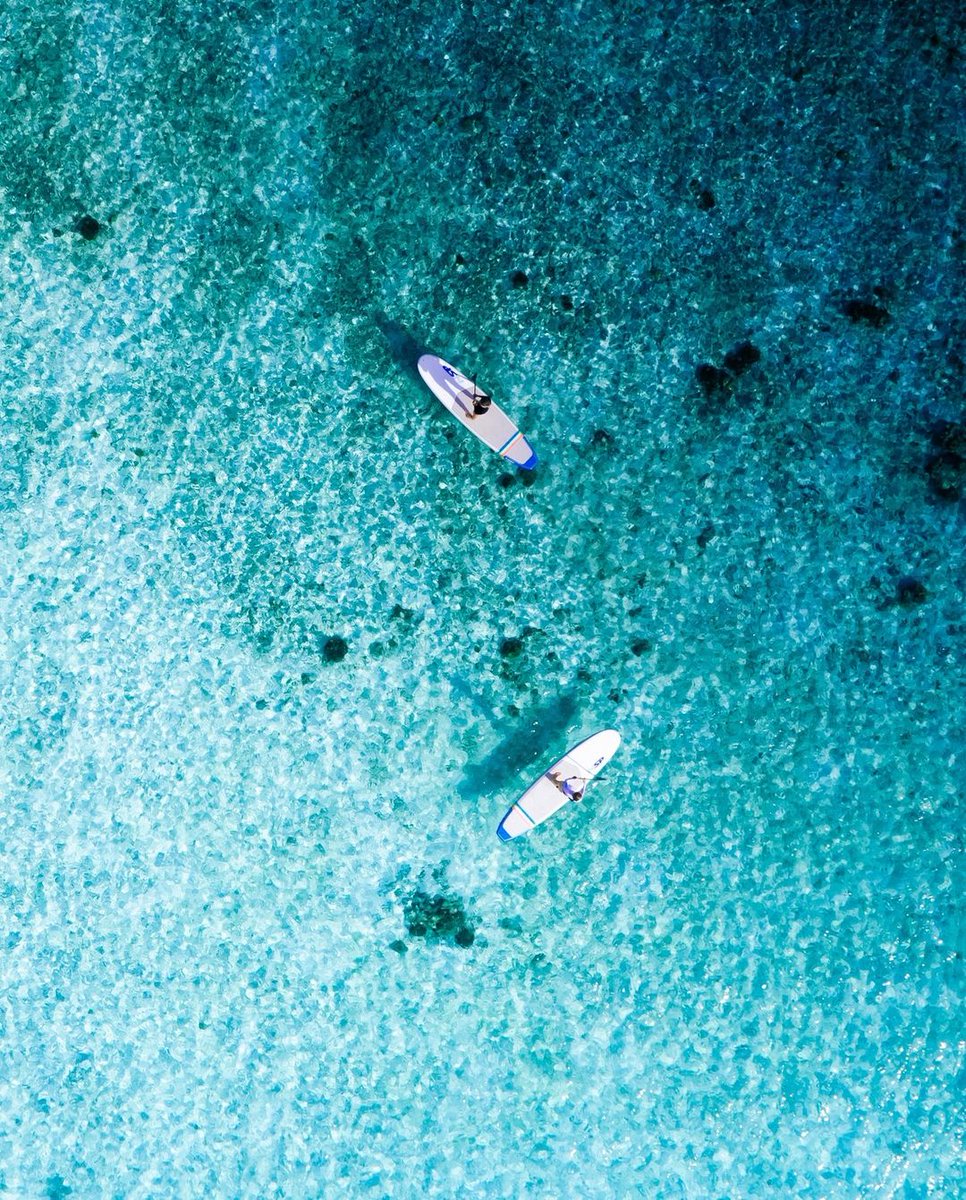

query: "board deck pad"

left=496, top=729, right=621, bottom=840
left=417, top=354, right=538, bottom=468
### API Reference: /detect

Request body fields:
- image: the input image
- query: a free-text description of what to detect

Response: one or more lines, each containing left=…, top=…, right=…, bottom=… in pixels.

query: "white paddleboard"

left=496, top=729, right=621, bottom=841
left=417, top=354, right=538, bottom=469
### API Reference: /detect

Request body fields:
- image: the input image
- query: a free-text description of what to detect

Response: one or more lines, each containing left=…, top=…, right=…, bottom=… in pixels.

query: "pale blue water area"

left=1, top=0, right=963, bottom=1195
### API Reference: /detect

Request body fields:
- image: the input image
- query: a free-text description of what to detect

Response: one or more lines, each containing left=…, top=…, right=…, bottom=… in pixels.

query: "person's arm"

left=457, top=385, right=484, bottom=418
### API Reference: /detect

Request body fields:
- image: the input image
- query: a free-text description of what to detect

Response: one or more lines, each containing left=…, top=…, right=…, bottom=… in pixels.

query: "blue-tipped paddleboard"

left=497, top=729, right=621, bottom=841
left=417, top=354, right=538, bottom=469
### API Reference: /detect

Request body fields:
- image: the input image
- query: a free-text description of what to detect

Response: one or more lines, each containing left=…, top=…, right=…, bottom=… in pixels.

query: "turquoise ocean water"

left=1, top=1, right=963, bottom=1195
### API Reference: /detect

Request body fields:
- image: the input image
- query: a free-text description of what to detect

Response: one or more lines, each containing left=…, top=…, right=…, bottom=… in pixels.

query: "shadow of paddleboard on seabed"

left=373, top=311, right=431, bottom=382
left=456, top=686, right=579, bottom=799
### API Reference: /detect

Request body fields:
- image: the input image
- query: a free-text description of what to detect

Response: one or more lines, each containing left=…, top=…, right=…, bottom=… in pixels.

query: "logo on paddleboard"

left=442, top=365, right=457, bottom=378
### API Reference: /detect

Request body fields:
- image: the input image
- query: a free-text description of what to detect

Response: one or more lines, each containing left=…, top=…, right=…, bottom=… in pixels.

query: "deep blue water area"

left=0, top=0, right=963, bottom=1196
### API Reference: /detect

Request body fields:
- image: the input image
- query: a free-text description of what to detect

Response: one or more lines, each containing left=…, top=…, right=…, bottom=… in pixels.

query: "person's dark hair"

left=473, top=394, right=492, bottom=414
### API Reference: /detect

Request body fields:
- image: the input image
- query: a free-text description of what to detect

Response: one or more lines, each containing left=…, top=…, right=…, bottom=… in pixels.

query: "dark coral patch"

left=896, top=576, right=927, bottom=606
left=510, top=270, right=529, bottom=288
left=927, top=450, right=964, bottom=500
left=925, top=420, right=965, bottom=501
left=929, top=419, right=966, bottom=452
left=404, top=888, right=475, bottom=948
left=75, top=215, right=101, bottom=240
left=842, top=298, right=891, bottom=327
left=689, top=178, right=716, bottom=210
left=500, top=636, right=524, bottom=658
left=696, top=363, right=732, bottom=401
left=322, top=635, right=348, bottom=662
left=723, top=341, right=761, bottom=376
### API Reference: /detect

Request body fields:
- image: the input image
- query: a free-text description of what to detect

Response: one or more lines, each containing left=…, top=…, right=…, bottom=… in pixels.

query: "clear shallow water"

left=1, top=0, right=963, bottom=1196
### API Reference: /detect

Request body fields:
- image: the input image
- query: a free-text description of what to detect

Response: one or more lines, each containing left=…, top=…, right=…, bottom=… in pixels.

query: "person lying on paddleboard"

left=548, top=772, right=585, bottom=802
